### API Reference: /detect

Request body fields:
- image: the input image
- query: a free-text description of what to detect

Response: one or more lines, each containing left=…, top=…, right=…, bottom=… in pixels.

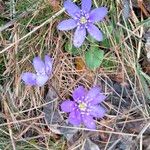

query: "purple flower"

left=21, top=55, right=53, bottom=87
left=61, top=86, right=106, bottom=129
left=57, top=0, right=108, bottom=48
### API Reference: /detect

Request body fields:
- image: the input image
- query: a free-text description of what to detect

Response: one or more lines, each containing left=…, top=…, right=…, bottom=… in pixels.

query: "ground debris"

left=83, top=138, right=100, bottom=150
left=117, top=120, right=150, bottom=135
left=0, top=1, right=5, bottom=13
left=43, top=86, right=62, bottom=125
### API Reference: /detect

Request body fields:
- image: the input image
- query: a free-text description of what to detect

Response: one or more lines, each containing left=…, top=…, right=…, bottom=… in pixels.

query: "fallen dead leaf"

left=75, top=57, right=86, bottom=71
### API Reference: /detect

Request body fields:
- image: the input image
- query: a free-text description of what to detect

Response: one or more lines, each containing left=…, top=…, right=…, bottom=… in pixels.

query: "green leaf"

left=85, top=48, right=104, bottom=70
left=65, top=42, right=79, bottom=56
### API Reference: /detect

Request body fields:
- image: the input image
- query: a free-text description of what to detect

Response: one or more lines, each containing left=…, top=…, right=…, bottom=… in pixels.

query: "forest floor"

left=0, top=0, right=150, bottom=149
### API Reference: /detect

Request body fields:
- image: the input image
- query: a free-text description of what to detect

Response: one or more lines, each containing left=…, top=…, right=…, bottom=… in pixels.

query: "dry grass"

left=0, top=0, right=150, bottom=149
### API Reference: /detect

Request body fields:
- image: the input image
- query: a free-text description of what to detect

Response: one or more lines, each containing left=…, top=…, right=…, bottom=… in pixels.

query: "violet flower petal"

left=44, top=55, right=53, bottom=75
left=64, top=0, right=80, bottom=18
left=33, top=56, right=45, bottom=74
left=87, top=24, right=103, bottom=41
left=73, top=86, right=87, bottom=102
left=68, top=110, right=82, bottom=125
left=73, top=27, right=86, bottom=48
left=57, top=19, right=77, bottom=31
left=90, top=7, right=108, bottom=23
left=85, top=87, right=101, bottom=101
left=21, top=73, right=36, bottom=86
left=82, top=115, right=96, bottom=129
left=61, top=100, right=76, bottom=112
left=91, top=94, right=106, bottom=105
left=36, top=75, right=49, bottom=86
left=90, top=105, right=106, bottom=118
left=82, top=0, right=92, bottom=12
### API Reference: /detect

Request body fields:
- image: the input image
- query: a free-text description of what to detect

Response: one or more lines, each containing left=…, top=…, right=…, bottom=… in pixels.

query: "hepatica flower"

left=57, top=0, right=108, bottom=48
left=61, top=86, right=106, bottom=129
left=21, top=55, right=53, bottom=87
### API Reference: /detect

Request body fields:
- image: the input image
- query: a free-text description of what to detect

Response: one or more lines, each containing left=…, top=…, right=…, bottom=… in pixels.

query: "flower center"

left=80, top=16, right=87, bottom=24
left=78, top=102, right=87, bottom=111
